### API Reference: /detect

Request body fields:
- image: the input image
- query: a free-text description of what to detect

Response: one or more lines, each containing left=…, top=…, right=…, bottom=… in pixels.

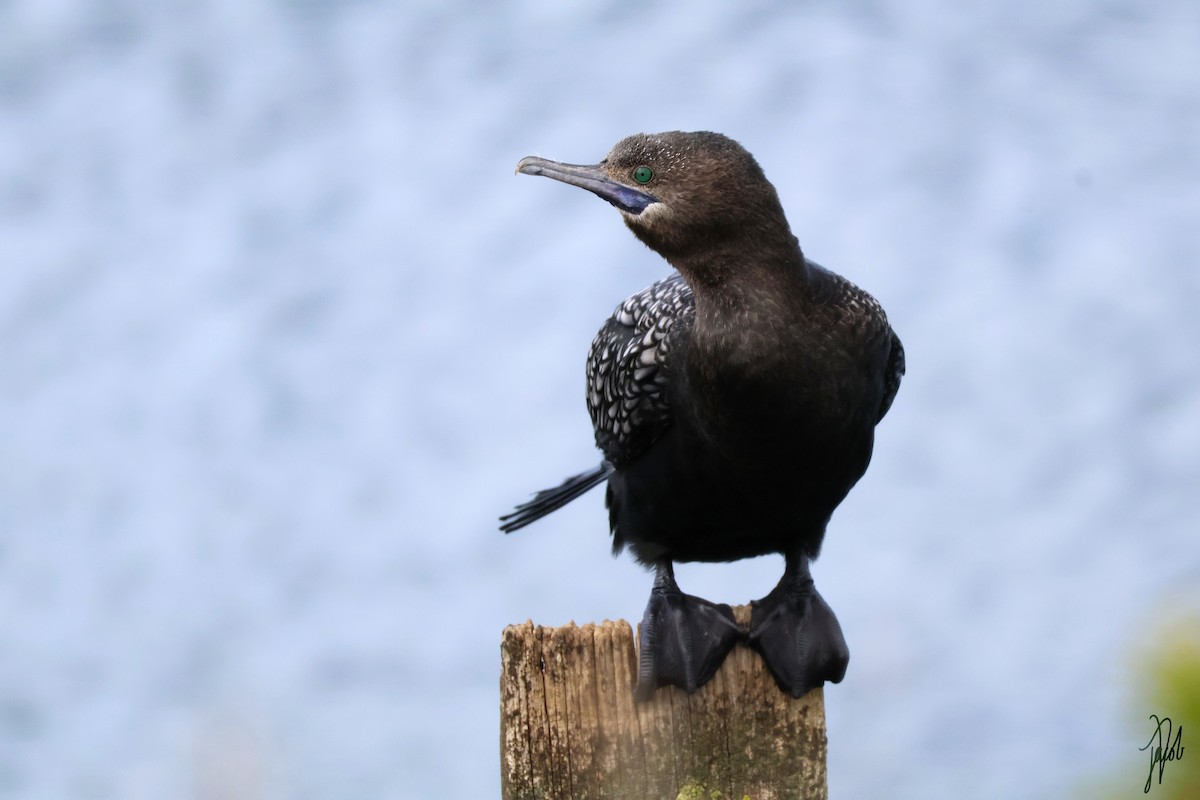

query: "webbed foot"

left=635, top=562, right=743, bottom=702
left=748, top=556, right=849, bottom=698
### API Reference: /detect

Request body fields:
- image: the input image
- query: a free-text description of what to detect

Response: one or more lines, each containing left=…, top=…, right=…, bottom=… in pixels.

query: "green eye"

left=633, top=166, right=654, bottom=184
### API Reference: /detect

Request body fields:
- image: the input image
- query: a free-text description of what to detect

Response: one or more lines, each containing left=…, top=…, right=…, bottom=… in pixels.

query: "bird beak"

left=516, top=156, right=658, bottom=215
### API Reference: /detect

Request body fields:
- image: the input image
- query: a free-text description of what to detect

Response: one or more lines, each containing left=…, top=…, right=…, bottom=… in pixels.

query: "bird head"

left=516, top=131, right=791, bottom=263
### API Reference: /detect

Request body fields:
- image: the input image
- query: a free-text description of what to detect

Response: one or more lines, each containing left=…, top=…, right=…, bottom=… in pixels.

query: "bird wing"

left=878, top=330, right=905, bottom=422
left=586, top=272, right=693, bottom=466
left=807, top=259, right=904, bottom=424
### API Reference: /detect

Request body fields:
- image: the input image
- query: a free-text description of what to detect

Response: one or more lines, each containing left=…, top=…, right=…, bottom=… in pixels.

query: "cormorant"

left=500, top=131, right=905, bottom=700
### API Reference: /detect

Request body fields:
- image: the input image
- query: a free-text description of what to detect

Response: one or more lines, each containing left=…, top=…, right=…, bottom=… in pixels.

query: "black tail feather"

left=499, top=462, right=613, bottom=533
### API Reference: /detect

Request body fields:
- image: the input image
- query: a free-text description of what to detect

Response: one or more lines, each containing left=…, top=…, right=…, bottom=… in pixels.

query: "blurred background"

left=2, top=1, right=1198, bottom=798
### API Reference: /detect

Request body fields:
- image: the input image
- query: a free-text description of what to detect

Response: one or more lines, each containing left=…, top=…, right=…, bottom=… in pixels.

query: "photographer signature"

left=1140, top=714, right=1184, bottom=793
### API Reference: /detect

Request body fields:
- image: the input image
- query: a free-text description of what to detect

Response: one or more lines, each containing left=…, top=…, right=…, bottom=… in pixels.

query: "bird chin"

left=622, top=201, right=672, bottom=225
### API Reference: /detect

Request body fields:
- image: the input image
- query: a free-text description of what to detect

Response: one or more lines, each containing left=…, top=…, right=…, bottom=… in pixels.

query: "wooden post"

left=500, top=607, right=828, bottom=800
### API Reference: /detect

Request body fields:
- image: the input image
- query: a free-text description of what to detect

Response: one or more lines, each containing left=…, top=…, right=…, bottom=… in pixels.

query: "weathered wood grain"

left=500, top=607, right=828, bottom=800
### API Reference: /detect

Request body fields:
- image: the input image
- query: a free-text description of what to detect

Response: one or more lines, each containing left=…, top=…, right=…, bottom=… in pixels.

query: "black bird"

left=501, top=131, right=904, bottom=700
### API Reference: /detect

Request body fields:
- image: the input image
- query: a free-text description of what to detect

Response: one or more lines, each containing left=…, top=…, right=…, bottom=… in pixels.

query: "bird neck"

left=671, top=233, right=810, bottom=324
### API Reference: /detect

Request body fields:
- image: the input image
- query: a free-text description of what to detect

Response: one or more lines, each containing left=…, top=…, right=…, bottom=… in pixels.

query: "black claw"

left=748, top=558, right=849, bottom=698
left=635, top=563, right=743, bottom=701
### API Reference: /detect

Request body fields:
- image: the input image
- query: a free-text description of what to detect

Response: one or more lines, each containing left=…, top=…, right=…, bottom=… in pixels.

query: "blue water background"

left=2, top=2, right=1198, bottom=798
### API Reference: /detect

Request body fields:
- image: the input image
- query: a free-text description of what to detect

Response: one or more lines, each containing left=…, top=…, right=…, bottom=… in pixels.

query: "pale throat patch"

left=622, top=201, right=673, bottom=229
